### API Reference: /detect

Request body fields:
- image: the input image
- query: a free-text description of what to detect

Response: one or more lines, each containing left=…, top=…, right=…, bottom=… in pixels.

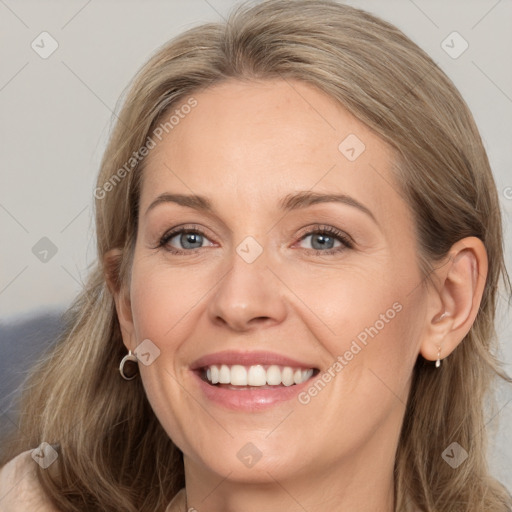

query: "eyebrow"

left=146, top=193, right=212, bottom=215
left=145, top=191, right=377, bottom=224
left=279, top=191, right=377, bottom=224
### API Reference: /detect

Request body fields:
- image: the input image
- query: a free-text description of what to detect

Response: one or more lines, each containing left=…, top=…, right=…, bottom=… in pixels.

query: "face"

left=118, top=79, right=429, bottom=486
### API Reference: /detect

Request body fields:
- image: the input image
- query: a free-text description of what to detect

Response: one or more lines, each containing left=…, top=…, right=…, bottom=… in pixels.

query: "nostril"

left=253, top=316, right=271, bottom=322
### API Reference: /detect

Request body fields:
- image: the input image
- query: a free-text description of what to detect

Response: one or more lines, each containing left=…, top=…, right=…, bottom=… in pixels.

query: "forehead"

left=140, top=79, right=405, bottom=222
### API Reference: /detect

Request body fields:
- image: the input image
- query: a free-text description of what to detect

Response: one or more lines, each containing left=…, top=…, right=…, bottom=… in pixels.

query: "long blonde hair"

left=2, top=1, right=511, bottom=510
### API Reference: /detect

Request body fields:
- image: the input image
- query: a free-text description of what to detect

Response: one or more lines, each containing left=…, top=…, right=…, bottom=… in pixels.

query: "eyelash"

left=157, top=224, right=354, bottom=256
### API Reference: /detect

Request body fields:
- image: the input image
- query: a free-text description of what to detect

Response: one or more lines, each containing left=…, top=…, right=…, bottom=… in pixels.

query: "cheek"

left=297, top=292, right=423, bottom=446
left=281, top=259, right=417, bottom=344
left=126, top=260, right=204, bottom=446
left=284, top=259, right=424, bottom=396
left=129, top=256, right=210, bottom=343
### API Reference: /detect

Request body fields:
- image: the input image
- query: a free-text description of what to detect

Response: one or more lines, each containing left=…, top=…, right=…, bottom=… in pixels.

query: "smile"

left=190, top=350, right=321, bottom=410
left=203, top=364, right=316, bottom=387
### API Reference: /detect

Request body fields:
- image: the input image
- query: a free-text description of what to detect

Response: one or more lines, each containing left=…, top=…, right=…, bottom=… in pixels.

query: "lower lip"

left=191, top=371, right=314, bottom=411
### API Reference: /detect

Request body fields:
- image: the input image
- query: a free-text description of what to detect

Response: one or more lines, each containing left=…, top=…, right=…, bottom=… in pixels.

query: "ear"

left=420, top=236, right=488, bottom=364
left=104, top=248, right=136, bottom=352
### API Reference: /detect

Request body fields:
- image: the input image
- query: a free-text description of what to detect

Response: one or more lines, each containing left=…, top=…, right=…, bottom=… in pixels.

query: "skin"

left=107, top=79, right=487, bottom=511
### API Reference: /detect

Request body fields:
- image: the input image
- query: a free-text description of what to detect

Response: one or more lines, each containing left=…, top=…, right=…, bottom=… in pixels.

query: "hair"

left=2, top=1, right=511, bottom=510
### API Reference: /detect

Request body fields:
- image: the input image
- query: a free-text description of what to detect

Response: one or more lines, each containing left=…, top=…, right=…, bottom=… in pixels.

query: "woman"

left=1, top=0, right=511, bottom=510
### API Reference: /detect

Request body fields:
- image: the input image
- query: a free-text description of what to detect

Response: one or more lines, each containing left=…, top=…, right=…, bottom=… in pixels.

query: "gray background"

left=0, top=0, right=511, bottom=491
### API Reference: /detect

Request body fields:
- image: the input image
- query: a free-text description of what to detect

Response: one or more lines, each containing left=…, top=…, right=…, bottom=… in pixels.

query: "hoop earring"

left=119, top=350, right=139, bottom=380
left=435, top=346, right=442, bottom=368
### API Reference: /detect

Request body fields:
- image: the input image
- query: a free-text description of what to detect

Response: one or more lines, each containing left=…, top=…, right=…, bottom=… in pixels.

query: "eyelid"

left=156, top=224, right=216, bottom=252
left=294, top=224, right=354, bottom=247
left=292, top=225, right=354, bottom=256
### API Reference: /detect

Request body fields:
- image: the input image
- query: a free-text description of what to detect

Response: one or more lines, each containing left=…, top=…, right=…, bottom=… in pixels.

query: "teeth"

left=219, top=365, right=230, bottom=384
left=248, top=365, right=267, bottom=386
left=210, top=365, right=219, bottom=384
left=203, top=364, right=314, bottom=386
left=267, top=365, right=282, bottom=385
left=282, top=367, right=294, bottom=386
left=230, top=365, right=247, bottom=386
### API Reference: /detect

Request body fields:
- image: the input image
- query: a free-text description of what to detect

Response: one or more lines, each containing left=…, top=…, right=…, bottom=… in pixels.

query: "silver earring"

left=435, top=347, right=442, bottom=368
left=119, top=350, right=138, bottom=380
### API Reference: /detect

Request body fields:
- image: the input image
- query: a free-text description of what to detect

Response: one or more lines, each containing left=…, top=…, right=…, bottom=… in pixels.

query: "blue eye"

left=300, top=232, right=340, bottom=251
left=159, top=227, right=213, bottom=254
left=297, top=227, right=352, bottom=255
left=170, top=231, right=205, bottom=250
left=157, top=224, right=353, bottom=256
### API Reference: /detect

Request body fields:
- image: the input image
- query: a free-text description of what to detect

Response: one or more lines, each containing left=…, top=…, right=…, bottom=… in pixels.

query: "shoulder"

left=0, top=449, right=59, bottom=511
left=166, top=488, right=187, bottom=512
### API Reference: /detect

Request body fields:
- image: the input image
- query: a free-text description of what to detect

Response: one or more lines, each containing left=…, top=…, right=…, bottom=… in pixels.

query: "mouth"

left=197, top=364, right=320, bottom=389
left=189, top=350, right=321, bottom=410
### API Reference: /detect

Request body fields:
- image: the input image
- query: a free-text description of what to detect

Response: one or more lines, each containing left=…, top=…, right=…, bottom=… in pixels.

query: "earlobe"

left=419, top=237, right=488, bottom=365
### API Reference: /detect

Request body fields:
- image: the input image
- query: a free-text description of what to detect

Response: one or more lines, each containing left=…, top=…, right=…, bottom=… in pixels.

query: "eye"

left=156, top=224, right=353, bottom=256
left=296, top=225, right=353, bottom=255
left=158, top=226, right=214, bottom=254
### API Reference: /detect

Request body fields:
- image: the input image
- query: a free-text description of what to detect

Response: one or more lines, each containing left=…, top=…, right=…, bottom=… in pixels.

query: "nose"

left=207, top=246, right=287, bottom=332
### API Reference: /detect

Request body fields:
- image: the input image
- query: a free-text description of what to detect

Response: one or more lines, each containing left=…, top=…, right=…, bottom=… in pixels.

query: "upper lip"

left=190, top=350, right=318, bottom=370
